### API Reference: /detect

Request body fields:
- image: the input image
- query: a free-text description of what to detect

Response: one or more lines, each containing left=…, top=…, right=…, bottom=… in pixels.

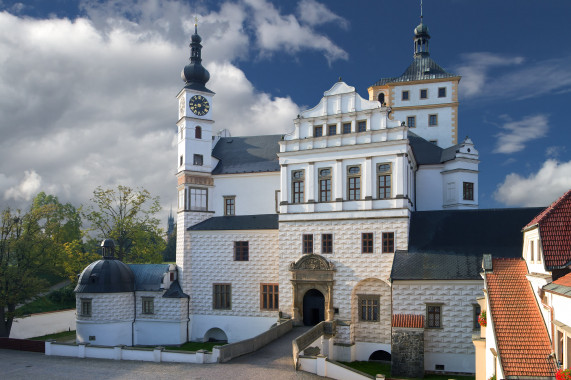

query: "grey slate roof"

left=372, top=56, right=457, bottom=86
left=75, top=259, right=135, bottom=293
left=163, top=280, right=189, bottom=298
left=544, top=282, right=571, bottom=298
left=408, top=132, right=462, bottom=165
left=212, top=135, right=282, bottom=174
left=391, top=208, right=544, bottom=281
left=189, top=214, right=278, bottom=231
left=129, top=264, right=170, bottom=291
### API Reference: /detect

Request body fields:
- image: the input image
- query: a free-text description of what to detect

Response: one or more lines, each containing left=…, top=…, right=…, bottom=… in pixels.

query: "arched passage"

left=377, top=92, right=385, bottom=105
left=303, top=289, right=325, bottom=326
left=369, top=350, right=391, bottom=361
left=203, top=327, right=228, bottom=342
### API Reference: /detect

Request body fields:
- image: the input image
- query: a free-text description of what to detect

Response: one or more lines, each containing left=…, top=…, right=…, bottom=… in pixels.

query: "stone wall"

left=391, top=327, right=424, bottom=378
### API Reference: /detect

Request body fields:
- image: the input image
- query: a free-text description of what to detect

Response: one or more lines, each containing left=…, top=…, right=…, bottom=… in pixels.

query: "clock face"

left=189, top=95, right=210, bottom=116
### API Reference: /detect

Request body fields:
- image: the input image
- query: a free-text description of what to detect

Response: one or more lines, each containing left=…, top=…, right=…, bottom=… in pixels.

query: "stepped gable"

left=485, top=258, right=557, bottom=377
left=524, top=189, right=571, bottom=269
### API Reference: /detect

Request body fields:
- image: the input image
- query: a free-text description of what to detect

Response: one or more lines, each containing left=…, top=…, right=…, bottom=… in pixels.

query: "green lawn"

left=30, top=330, right=76, bottom=342
left=17, top=286, right=76, bottom=315
left=339, top=361, right=475, bottom=380
left=164, top=341, right=225, bottom=352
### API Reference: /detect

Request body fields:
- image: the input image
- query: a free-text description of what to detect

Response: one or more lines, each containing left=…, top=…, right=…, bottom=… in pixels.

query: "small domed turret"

left=181, top=24, right=211, bottom=92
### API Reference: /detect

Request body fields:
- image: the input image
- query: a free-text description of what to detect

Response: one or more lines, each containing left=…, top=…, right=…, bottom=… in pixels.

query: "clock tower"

left=176, top=24, right=215, bottom=266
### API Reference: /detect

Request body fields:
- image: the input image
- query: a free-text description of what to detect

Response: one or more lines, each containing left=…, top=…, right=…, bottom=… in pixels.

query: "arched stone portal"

left=289, top=254, right=335, bottom=326
left=303, top=289, right=325, bottom=326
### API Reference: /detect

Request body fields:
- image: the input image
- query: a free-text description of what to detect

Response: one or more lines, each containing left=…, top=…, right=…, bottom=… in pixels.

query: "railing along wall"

left=292, top=320, right=336, bottom=369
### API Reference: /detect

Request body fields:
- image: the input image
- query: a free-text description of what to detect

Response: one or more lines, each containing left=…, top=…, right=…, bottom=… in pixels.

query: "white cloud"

left=546, top=145, right=566, bottom=158
left=5, top=170, right=42, bottom=202
left=494, top=160, right=571, bottom=206
left=455, top=52, right=571, bottom=101
left=297, top=0, right=348, bottom=29
left=493, top=114, right=548, bottom=154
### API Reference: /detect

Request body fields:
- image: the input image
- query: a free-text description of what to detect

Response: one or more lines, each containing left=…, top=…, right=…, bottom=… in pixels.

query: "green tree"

left=83, top=185, right=165, bottom=263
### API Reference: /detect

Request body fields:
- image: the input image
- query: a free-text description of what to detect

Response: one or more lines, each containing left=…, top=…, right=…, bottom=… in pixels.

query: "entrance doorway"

left=303, top=289, right=325, bottom=326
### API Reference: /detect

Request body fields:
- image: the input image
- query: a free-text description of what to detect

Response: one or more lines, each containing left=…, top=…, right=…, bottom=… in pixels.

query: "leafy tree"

left=84, top=185, right=165, bottom=263
left=62, top=240, right=99, bottom=284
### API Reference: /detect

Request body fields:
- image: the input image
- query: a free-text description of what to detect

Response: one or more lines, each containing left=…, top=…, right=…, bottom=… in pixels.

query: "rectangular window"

left=328, top=124, right=337, bottom=136
left=420, top=89, right=428, bottom=99
left=407, top=116, right=416, bottom=128
left=428, top=114, right=438, bottom=126
left=318, top=168, right=332, bottom=202
left=189, top=188, right=208, bottom=211
left=80, top=298, right=92, bottom=317
left=224, top=196, right=235, bottom=216
left=275, top=190, right=280, bottom=213
left=473, top=304, right=481, bottom=330
left=142, top=297, right=154, bottom=314
left=260, top=284, right=279, bottom=311
left=303, top=234, right=313, bottom=254
left=347, top=166, right=361, bottom=200
left=193, top=154, right=203, bottom=166
left=438, top=87, right=446, bottom=98
left=362, top=233, right=373, bottom=254
left=342, top=123, right=351, bottom=134
left=213, top=284, right=231, bottom=310
left=357, top=121, right=366, bottom=132
left=292, top=170, right=304, bottom=204
left=463, top=182, right=474, bottom=201
left=322, top=234, right=333, bottom=254
left=359, top=296, right=379, bottom=322
left=234, top=241, right=249, bottom=261
left=314, top=125, right=323, bottom=137
left=377, top=163, right=391, bottom=199
left=529, top=240, right=535, bottom=262
left=402, top=90, right=409, bottom=101
left=427, top=305, right=442, bottom=328
left=382, top=232, right=394, bottom=253
left=180, top=155, right=184, bottom=166
left=429, top=139, right=438, bottom=145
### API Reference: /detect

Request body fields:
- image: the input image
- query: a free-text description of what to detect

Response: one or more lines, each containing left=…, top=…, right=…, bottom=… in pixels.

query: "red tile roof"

left=553, top=272, right=571, bottom=287
left=525, top=189, right=571, bottom=269
left=392, top=314, right=424, bottom=328
left=486, top=258, right=556, bottom=377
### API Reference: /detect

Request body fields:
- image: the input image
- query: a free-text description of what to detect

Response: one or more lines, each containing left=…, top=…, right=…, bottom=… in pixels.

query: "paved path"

left=1, top=326, right=326, bottom=380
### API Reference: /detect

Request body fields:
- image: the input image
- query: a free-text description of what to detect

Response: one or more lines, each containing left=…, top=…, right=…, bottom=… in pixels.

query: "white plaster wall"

left=553, top=293, right=571, bottom=328
left=394, top=107, right=453, bottom=147
left=415, top=166, right=443, bottom=211
left=485, top=291, right=504, bottom=380
left=76, top=320, right=133, bottom=346
left=212, top=172, right=280, bottom=216
left=134, top=320, right=187, bottom=345
left=392, top=281, right=482, bottom=373
left=441, top=168, right=479, bottom=209
left=523, top=228, right=547, bottom=274
left=354, top=341, right=391, bottom=361
left=190, top=314, right=277, bottom=343
left=391, top=82, right=455, bottom=108
left=185, top=230, right=279, bottom=317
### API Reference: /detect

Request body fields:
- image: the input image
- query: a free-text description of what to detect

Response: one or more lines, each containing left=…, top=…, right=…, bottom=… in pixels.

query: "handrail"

left=292, top=320, right=336, bottom=369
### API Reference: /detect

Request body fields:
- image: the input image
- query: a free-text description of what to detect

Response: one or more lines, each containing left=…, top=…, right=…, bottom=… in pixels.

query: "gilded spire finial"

left=194, top=15, right=199, bottom=34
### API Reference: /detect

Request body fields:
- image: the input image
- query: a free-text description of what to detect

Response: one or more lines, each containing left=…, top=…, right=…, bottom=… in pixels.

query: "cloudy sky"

left=0, top=0, right=570, bottom=227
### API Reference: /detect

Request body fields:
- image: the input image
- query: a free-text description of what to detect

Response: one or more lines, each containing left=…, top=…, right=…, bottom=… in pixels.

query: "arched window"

left=195, top=126, right=202, bottom=139
left=377, top=93, right=385, bottom=105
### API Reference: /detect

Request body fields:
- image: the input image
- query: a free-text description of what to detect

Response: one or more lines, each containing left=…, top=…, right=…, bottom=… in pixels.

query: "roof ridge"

left=525, top=188, right=571, bottom=229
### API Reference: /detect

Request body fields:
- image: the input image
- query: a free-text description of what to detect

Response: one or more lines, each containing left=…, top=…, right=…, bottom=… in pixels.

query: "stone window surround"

left=420, top=88, right=428, bottom=99
left=358, top=294, right=380, bottom=322
left=382, top=231, right=394, bottom=253
left=224, top=195, right=235, bottom=216
left=318, top=167, right=332, bottom=203
left=234, top=241, right=249, bottom=261
left=347, top=165, right=361, bottom=201
left=193, top=153, right=203, bottom=166
left=377, top=162, right=392, bottom=200
left=463, top=181, right=474, bottom=201
left=428, top=114, right=438, bottom=127
left=291, top=169, right=305, bottom=204
left=361, top=232, right=374, bottom=254
left=407, top=115, right=416, bottom=128
left=302, top=234, right=314, bottom=254
left=321, top=233, right=333, bottom=254
left=402, top=90, right=409, bottom=101
left=142, top=297, right=154, bottom=315
left=213, top=283, right=231, bottom=310
left=260, top=283, right=279, bottom=311
left=425, top=302, right=444, bottom=329
left=80, top=298, right=92, bottom=317
left=438, top=87, right=446, bottom=98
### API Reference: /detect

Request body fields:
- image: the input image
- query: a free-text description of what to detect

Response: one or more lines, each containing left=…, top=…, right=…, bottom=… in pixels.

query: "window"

left=473, top=304, right=481, bottom=330
left=292, top=170, right=304, bottom=203
left=420, top=89, right=428, bottom=99
left=189, top=188, right=207, bottom=211
left=377, top=163, right=391, bottom=199
left=260, top=284, right=279, bottom=311
left=429, top=139, right=438, bottom=145
left=359, top=296, right=379, bottom=322
left=193, top=154, right=203, bottom=166
left=224, top=196, right=235, bottom=216
left=303, top=234, right=313, bottom=254
left=234, top=241, right=249, bottom=261
left=180, top=155, right=183, bottom=166
left=463, top=182, right=474, bottom=201
left=318, top=168, right=332, bottom=202
left=347, top=166, right=361, bottom=200
left=402, top=90, right=409, bottom=101
left=275, top=190, right=280, bottom=213
left=342, top=123, right=351, bottom=134
left=427, top=305, right=442, bottom=328
left=142, top=297, right=154, bottom=314
left=213, top=284, right=231, bottom=310
left=314, top=125, right=323, bottom=137
left=438, top=87, right=446, bottom=98
left=407, top=116, right=416, bottom=128
left=362, top=233, right=374, bottom=254
left=322, top=234, right=333, bottom=254
left=529, top=240, right=535, bottom=262
left=195, top=126, right=202, bottom=139
left=357, top=121, right=366, bottom=132
left=328, top=124, right=337, bottom=136
left=377, top=92, right=385, bottom=104
left=80, top=298, right=92, bottom=317
left=428, top=114, right=438, bottom=126
left=382, top=232, right=394, bottom=253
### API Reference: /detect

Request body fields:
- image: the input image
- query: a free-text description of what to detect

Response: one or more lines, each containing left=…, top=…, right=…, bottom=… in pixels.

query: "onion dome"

left=414, top=22, right=429, bottom=36
left=74, top=239, right=135, bottom=293
left=181, top=24, right=213, bottom=93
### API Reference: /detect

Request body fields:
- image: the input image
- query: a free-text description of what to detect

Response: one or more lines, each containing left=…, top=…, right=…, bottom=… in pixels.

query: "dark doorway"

left=303, top=289, right=325, bottom=326
left=377, top=93, right=385, bottom=105
left=369, top=350, right=391, bottom=361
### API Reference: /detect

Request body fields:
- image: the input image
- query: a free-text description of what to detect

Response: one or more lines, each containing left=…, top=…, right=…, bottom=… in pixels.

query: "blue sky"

left=0, top=0, right=570, bottom=221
